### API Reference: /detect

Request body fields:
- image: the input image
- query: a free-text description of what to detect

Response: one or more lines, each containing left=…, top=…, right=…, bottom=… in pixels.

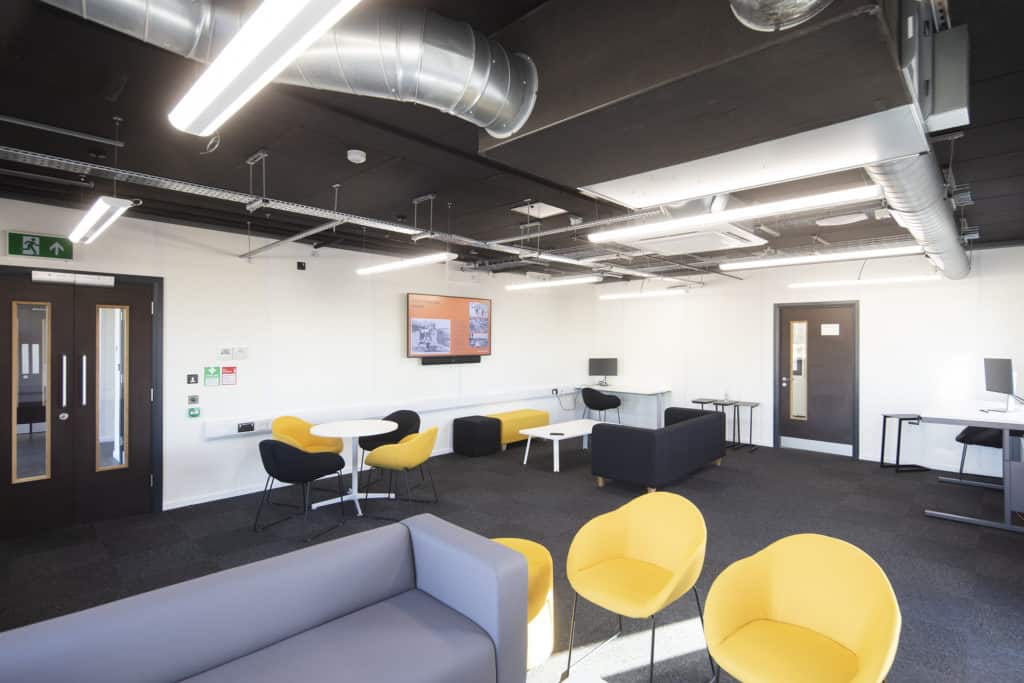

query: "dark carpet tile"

left=1, top=444, right=1022, bottom=682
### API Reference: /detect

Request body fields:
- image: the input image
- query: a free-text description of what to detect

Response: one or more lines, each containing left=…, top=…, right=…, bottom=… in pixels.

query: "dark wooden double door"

left=1, top=270, right=154, bottom=536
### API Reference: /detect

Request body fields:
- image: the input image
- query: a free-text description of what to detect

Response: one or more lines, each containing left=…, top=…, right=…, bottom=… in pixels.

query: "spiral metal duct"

left=865, top=154, right=970, bottom=279
left=730, top=0, right=836, bottom=32
left=37, top=0, right=538, bottom=138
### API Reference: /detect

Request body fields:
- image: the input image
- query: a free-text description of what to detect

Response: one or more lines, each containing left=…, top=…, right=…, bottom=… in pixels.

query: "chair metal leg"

left=959, top=443, right=968, bottom=477
left=649, top=616, right=656, bottom=683
left=693, top=587, right=715, bottom=676
left=253, top=475, right=273, bottom=532
left=560, top=592, right=578, bottom=682
left=616, top=407, right=621, bottom=424
left=423, top=462, right=439, bottom=503
left=337, top=471, right=347, bottom=523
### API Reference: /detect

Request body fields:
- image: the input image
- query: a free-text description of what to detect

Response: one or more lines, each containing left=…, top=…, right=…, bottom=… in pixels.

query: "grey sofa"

left=591, top=407, right=726, bottom=489
left=0, top=514, right=528, bottom=683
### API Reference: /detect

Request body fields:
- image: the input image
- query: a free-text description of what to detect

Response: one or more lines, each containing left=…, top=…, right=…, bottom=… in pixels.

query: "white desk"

left=916, top=406, right=1024, bottom=533
left=576, top=384, right=672, bottom=427
left=309, top=419, right=397, bottom=516
left=521, top=419, right=602, bottom=472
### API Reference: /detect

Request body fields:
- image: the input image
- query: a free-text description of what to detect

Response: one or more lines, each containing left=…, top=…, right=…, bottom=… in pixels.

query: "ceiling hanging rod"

left=237, top=220, right=345, bottom=259
left=486, top=208, right=665, bottom=245
left=0, top=114, right=126, bottom=148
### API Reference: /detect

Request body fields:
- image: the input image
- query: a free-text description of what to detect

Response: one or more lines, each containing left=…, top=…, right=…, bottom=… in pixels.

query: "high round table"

left=309, top=419, right=397, bottom=516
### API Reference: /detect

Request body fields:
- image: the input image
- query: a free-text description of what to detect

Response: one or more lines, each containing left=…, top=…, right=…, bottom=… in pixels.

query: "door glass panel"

left=12, top=302, right=50, bottom=483
left=96, top=306, right=129, bottom=471
left=789, top=320, right=808, bottom=421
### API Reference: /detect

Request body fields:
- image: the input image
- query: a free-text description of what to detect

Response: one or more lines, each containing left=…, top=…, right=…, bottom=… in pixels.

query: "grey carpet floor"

left=2, top=442, right=1022, bottom=682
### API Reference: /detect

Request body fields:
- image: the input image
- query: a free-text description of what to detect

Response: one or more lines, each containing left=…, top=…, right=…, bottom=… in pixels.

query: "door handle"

left=61, top=353, right=68, bottom=408
left=81, top=354, right=88, bottom=407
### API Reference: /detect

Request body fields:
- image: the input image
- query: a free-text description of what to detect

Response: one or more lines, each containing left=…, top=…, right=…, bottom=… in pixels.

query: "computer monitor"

left=983, top=358, right=1013, bottom=412
left=589, top=358, right=617, bottom=386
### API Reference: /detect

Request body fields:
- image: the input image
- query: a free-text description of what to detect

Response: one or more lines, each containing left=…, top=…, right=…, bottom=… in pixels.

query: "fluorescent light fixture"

left=355, top=252, right=456, bottom=276
left=588, top=185, right=884, bottom=244
left=69, top=196, right=134, bottom=244
left=599, top=288, right=690, bottom=300
left=535, top=252, right=583, bottom=266
left=169, top=0, right=363, bottom=136
left=788, top=274, right=942, bottom=289
left=720, top=245, right=924, bottom=271
left=506, top=275, right=602, bottom=291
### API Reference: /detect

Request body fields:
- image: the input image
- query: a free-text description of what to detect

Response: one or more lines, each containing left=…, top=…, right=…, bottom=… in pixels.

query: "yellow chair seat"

left=486, top=409, right=549, bottom=445
left=492, top=537, right=554, bottom=670
left=272, top=416, right=343, bottom=454
left=571, top=556, right=674, bottom=620
left=364, top=428, right=438, bottom=471
left=714, top=619, right=859, bottom=683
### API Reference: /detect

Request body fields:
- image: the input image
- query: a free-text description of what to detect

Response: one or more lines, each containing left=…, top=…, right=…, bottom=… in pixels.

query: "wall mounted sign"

left=187, top=395, right=199, bottom=405
left=204, top=366, right=221, bottom=387
left=6, top=231, right=73, bottom=260
left=188, top=407, right=201, bottom=418
left=821, top=323, right=841, bottom=336
left=221, top=366, right=237, bottom=386
left=186, top=373, right=199, bottom=385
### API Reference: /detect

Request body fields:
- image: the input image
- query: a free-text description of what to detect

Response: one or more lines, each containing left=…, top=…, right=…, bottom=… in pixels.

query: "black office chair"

left=360, top=410, right=421, bottom=451
left=954, top=426, right=1024, bottom=484
left=582, top=387, right=621, bottom=423
left=253, top=440, right=345, bottom=542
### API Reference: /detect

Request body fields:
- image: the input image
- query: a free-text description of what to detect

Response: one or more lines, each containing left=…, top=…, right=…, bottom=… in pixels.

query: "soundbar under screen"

left=407, top=293, right=492, bottom=357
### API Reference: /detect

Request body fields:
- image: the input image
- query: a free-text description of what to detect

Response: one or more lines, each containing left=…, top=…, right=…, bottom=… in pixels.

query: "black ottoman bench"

left=453, top=415, right=501, bottom=457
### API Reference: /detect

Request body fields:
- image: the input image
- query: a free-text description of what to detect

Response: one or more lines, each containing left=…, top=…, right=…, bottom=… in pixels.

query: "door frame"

left=772, top=300, right=860, bottom=459
left=0, top=265, right=164, bottom=511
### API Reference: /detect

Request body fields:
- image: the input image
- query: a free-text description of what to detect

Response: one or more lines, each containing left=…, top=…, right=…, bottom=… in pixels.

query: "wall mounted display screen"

left=407, top=293, right=492, bottom=357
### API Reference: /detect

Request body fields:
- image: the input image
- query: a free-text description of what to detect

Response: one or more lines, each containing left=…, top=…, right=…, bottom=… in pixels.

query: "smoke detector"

left=347, top=149, right=367, bottom=164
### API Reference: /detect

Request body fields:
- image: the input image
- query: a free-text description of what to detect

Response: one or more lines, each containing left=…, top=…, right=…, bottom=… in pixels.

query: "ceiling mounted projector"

left=729, top=0, right=835, bottom=32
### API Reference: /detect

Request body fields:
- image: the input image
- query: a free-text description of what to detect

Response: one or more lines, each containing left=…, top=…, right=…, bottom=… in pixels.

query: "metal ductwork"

left=37, top=0, right=538, bottom=138
left=865, top=154, right=970, bottom=279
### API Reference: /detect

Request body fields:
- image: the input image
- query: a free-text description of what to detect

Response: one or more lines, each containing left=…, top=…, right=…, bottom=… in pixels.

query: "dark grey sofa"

left=0, top=514, right=528, bottom=683
left=591, top=407, right=726, bottom=489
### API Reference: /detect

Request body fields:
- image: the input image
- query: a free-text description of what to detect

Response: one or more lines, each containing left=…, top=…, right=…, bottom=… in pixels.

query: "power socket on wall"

left=237, top=422, right=255, bottom=433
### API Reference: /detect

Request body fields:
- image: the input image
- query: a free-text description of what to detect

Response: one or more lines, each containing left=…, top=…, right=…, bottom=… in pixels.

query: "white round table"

left=310, top=419, right=397, bottom=516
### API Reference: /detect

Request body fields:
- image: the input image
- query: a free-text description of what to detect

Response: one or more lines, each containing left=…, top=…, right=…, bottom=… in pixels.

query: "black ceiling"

left=0, top=0, right=1021, bottom=275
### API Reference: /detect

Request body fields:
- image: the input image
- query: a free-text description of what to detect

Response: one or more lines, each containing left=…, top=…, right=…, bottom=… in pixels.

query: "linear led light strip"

left=506, top=275, right=602, bottom=291
left=720, top=244, right=924, bottom=271
left=587, top=185, right=885, bottom=244
left=599, top=288, right=691, bottom=300
left=788, top=274, right=942, bottom=289
left=68, top=196, right=135, bottom=244
left=356, top=252, right=456, bottom=275
left=169, top=0, right=364, bottom=136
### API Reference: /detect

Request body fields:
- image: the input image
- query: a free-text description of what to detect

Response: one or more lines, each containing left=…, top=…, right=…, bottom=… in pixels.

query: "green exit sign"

left=7, top=231, right=74, bottom=260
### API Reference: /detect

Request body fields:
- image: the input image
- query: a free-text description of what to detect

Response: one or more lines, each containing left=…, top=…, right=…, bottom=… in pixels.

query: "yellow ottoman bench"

left=486, top=409, right=550, bottom=447
left=493, top=537, right=554, bottom=670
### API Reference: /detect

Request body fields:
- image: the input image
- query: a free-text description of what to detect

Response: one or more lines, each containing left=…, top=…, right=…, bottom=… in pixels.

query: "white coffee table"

left=309, top=419, right=397, bottom=516
left=521, top=419, right=603, bottom=472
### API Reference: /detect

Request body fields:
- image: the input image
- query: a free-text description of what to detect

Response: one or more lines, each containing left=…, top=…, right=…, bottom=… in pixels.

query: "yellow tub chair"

left=493, top=537, right=554, bottom=670
left=363, top=427, right=439, bottom=507
left=271, top=416, right=343, bottom=454
left=704, top=533, right=901, bottom=683
left=562, top=492, right=714, bottom=682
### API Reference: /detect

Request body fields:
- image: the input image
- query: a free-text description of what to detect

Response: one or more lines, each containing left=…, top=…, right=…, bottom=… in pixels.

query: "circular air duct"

left=729, top=0, right=836, bottom=32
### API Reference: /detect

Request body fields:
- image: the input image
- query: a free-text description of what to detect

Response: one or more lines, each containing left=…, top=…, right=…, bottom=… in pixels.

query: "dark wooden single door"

left=1, top=270, right=155, bottom=535
left=72, top=283, right=153, bottom=522
left=777, top=303, right=857, bottom=455
left=0, top=272, right=76, bottom=533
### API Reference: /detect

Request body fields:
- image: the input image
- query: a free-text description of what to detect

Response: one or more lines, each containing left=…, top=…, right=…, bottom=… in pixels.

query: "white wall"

left=0, top=198, right=593, bottom=509
left=587, top=247, right=1024, bottom=477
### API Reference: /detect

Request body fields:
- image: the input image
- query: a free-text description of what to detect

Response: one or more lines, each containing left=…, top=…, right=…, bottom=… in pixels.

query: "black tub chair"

left=582, top=387, right=621, bottom=423
left=253, top=440, right=345, bottom=542
left=952, top=426, right=1024, bottom=489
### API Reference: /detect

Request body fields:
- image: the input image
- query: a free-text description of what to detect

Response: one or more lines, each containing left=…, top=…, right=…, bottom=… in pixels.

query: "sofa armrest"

left=402, top=514, right=527, bottom=683
left=664, top=406, right=711, bottom=426
left=591, top=423, right=658, bottom=485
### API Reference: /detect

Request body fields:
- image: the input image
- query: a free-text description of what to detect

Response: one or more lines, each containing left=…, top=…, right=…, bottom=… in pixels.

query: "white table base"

left=310, top=439, right=395, bottom=516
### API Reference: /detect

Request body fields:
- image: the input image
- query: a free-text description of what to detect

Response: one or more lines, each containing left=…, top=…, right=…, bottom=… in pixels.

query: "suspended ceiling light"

left=815, top=212, right=869, bottom=227
left=788, top=274, right=942, bottom=289
left=720, top=244, right=924, bottom=271
left=355, top=252, right=456, bottom=275
left=68, top=196, right=134, bottom=244
left=599, top=288, right=690, bottom=301
left=730, top=0, right=836, bottom=32
left=587, top=185, right=883, bottom=244
left=169, top=0, right=364, bottom=136
left=506, top=275, right=602, bottom=291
